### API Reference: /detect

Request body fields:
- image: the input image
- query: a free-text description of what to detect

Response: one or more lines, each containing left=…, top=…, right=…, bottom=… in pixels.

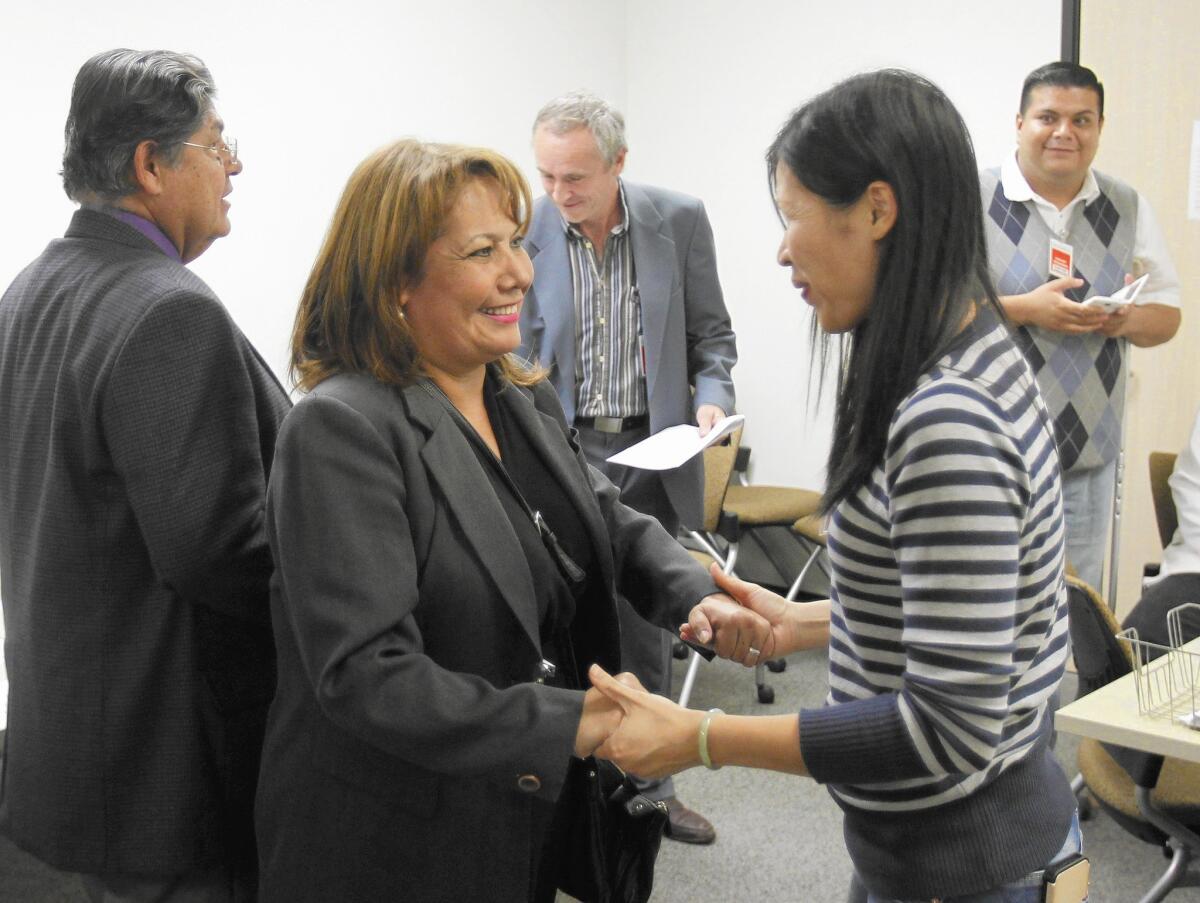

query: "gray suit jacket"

left=518, top=181, right=737, bottom=529
left=0, top=209, right=291, bottom=875
left=255, top=370, right=717, bottom=901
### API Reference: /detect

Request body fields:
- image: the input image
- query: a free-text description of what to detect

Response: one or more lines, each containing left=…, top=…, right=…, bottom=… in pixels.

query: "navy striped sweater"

left=800, top=311, right=1075, bottom=895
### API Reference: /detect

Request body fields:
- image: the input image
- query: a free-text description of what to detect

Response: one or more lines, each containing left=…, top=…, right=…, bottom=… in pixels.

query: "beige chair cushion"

left=1078, top=737, right=1200, bottom=822
left=791, top=513, right=826, bottom=545
left=723, top=485, right=821, bottom=526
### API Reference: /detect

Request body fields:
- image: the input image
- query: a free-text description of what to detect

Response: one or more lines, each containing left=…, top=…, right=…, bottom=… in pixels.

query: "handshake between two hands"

left=571, top=564, right=829, bottom=778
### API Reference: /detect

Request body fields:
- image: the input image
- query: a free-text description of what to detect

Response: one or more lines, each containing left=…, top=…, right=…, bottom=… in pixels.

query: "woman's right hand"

left=573, top=678, right=639, bottom=758
left=588, top=664, right=704, bottom=779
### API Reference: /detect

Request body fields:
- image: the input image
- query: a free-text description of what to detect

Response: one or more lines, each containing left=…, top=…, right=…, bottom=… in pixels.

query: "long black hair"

left=767, top=69, right=1003, bottom=512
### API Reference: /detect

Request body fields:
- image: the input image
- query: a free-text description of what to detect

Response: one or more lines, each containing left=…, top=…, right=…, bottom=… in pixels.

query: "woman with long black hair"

left=590, top=69, right=1083, bottom=902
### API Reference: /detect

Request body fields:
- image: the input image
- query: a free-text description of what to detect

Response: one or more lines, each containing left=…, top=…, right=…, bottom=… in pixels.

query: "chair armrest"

left=716, top=510, right=740, bottom=544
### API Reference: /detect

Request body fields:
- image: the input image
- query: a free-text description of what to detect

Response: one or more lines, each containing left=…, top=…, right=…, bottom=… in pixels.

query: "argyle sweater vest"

left=981, top=167, right=1137, bottom=472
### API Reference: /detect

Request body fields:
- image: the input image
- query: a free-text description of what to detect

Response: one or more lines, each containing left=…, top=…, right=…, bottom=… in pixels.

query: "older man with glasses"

left=0, top=49, right=289, bottom=900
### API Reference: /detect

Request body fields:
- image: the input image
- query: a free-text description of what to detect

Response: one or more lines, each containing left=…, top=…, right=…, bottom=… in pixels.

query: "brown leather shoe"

left=662, top=796, right=716, bottom=845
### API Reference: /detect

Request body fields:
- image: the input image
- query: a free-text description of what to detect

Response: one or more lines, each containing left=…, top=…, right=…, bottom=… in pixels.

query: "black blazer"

left=256, top=370, right=716, bottom=902
left=0, top=210, right=291, bottom=875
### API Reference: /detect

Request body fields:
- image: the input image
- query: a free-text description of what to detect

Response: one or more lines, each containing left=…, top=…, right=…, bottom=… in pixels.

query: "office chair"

left=725, top=443, right=830, bottom=603
left=1066, top=575, right=1200, bottom=902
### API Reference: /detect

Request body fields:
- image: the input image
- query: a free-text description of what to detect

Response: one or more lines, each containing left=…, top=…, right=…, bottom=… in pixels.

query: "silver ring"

left=748, top=646, right=761, bottom=658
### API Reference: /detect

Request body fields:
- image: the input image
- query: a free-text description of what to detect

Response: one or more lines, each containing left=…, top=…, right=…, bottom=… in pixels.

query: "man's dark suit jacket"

left=255, top=370, right=717, bottom=901
left=0, top=209, right=291, bottom=876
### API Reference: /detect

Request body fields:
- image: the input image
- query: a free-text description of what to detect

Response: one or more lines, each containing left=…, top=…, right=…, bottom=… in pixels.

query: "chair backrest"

left=1149, top=451, right=1179, bottom=548
left=1065, top=574, right=1133, bottom=698
left=1066, top=575, right=1172, bottom=790
left=697, top=426, right=742, bottom=533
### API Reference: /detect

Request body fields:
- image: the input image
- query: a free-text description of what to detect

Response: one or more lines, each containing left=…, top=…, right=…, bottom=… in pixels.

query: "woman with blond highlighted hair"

left=254, top=140, right=759, bottom=901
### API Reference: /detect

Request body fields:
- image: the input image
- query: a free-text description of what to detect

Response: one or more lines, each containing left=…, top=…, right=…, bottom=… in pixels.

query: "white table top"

left=1055, top=637, right=1200, bottom=763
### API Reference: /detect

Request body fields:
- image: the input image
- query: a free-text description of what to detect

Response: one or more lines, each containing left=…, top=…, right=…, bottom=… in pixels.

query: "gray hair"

left=61, top=49, right=216, bottom=203
left=532, top=91, right=627, bottom=166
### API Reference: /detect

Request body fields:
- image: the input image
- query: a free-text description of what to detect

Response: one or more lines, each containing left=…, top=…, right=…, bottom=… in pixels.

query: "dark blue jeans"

left=850, top=811, right=1086, bottom=903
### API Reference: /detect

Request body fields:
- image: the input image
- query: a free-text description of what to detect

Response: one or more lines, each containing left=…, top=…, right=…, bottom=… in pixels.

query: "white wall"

left=624, top=0, right=1060, bottom=488
left=0, top=1, right=628, bottom=374
left=2, top=0, right=1059, bottom=495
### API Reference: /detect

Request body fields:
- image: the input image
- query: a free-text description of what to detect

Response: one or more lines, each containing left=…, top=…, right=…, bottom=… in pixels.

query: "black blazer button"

left=517, top=774, right=542, bottom=793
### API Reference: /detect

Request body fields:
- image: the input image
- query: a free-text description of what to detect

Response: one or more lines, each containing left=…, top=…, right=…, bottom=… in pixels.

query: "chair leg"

left=677, top=648, right=702, bottom=710
left=1131, top=786, right=1200, bottom=903
left=1136, top=787, right=1200, bottom=854
left=1137, top=839, right=1192, bottom=903
left=685, top=530, right=727, bottom=570
left=784, top=544, right=823, bottom=601
left=1069, top=771, right=1093, bottom=820
left=675, top=533, right=740, bottom=710
left=764, top=541, right=827, bottom=702
left=754, top=660, right=774, bottom=704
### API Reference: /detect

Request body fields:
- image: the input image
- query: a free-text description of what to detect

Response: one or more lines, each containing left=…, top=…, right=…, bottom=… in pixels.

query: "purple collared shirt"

left=102, top=207, right=182, bottom=262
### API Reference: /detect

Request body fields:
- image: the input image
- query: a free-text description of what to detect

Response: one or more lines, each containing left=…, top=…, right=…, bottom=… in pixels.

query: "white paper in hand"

left=1082, top=273, right=1149, bottom=313
left=605, top=414, right=745, bottom=471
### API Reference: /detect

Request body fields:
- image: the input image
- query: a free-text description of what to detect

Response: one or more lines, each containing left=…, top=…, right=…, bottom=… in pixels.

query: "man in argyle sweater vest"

left=982, top=62, right=1181, bottom=590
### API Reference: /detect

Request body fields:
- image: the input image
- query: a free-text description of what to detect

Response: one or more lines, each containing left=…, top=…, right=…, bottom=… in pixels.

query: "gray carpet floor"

left=1, top=649, right=1198, bottom=901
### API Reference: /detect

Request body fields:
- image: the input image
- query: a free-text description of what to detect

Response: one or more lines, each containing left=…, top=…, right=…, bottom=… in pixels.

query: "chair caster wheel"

left=1077, top=793, right=1093, bottom=821
left=766, top=658, right=787, bottom=673
left=671, top=641, right=689, bottom=660
left=757, top=685, right=775, bottom=704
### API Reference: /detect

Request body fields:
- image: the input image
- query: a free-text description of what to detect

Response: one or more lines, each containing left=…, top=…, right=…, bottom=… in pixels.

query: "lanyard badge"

left=1049, top=239, right=1074, bottom=279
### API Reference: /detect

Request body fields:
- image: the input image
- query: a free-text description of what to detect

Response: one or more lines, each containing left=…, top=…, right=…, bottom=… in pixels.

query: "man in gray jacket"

left=519, top=91, right=737, bottom=844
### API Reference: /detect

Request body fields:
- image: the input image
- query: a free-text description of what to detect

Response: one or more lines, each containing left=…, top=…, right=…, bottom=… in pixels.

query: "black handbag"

left=550, top=576, right=667, bottom=903
left=555, top=750, right=668, bottom=903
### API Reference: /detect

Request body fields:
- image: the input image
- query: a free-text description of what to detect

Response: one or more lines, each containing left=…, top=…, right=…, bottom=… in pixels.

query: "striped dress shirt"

left=566, top=184, right=646, bottom=419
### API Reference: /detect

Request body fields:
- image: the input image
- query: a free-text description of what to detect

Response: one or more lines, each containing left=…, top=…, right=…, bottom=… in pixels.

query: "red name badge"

left=1049, top=240, right=1073, bottom=279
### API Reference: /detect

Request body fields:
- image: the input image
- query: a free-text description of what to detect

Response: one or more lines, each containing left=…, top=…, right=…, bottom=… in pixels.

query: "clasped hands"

left=573, top=565, right=827, bottom=777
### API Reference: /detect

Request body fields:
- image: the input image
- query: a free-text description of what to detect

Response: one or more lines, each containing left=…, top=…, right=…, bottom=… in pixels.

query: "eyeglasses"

left=181, top=136, right=239, bottom=167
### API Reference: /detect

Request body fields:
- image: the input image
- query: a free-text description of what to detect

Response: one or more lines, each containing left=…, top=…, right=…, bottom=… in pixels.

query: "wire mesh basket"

left=1118, top=602, right=1200, bottom=729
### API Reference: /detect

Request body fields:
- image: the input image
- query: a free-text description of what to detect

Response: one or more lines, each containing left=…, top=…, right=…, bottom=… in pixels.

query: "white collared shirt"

left=1000, top=151, right=1181, bottom=308
left=1154, top=403, right=1200, bottom=581
left=562, top=182, right=646, bottom=418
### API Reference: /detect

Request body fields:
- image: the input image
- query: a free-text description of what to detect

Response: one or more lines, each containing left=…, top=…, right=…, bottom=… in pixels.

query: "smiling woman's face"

left=400, top=178, right=533, bottom=380
left=773, top=163, right=882, bottom=335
